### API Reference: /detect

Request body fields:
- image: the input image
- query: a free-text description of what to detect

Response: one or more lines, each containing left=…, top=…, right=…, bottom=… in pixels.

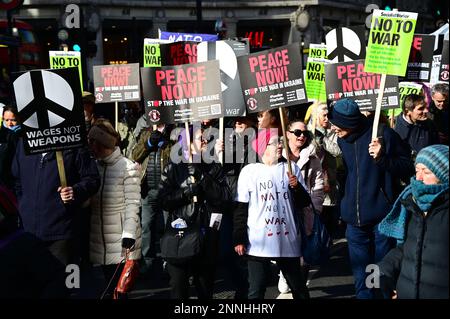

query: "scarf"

left=2, top=122, right=21, bottom=132
left=378, top=177, right=448, bottom=244
left=410, top=177, right=449, bottom=211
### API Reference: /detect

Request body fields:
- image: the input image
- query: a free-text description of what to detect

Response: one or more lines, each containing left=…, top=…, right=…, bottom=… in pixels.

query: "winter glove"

left=121, top=238, right=136, bottom=249
left=183, top=179, right=201, bottom=200
left=147, top=130, right=165, bottom=149
left=186, top=163, right=202, bottom=181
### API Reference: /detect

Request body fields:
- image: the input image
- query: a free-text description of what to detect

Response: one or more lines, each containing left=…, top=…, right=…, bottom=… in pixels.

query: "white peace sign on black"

left=326, top=27, right=365, bottom=63
left=14, top=70, right=74, bottom=129
left=197, top=41, right=237, bottom=92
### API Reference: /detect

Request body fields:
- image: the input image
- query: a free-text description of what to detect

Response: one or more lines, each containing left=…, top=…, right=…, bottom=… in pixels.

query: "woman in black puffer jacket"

left=378, top=144, right=449, bottom=299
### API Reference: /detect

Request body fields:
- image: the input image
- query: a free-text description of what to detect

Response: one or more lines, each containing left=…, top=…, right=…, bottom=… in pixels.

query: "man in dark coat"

left=328, top=98, right=414, bottom=299
left=11, top=141, right=100, bottom=265
left=394, top=94, right=439, bottom=158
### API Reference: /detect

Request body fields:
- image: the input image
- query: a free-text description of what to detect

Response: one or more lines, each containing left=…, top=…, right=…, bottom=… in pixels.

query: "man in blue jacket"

left=328, top=98, right=414, bottom=299
left=12, top=141, right=100, bottom=265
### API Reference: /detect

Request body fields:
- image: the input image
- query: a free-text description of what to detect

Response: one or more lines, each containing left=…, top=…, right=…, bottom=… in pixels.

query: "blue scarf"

left=410, top=178, right=448, bottom=211
left=2, top=121, right=21, bottom=132
left=379, top=177, right=448, bottom=244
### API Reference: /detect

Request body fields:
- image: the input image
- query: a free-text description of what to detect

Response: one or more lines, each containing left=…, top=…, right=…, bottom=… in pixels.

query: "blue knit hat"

left=415, top=144, right=449, bottom=184
left=328, top=98, right=363, bottom=129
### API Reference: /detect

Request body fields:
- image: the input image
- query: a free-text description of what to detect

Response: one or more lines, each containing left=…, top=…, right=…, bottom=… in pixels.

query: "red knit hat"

left=251, top=128, right=279, bottom=158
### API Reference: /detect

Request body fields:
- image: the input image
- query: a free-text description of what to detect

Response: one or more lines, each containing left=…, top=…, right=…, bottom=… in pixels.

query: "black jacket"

left=394, top=114, right=439, bottom=155
left=158, top=161, right=231, bottom=228
left=0, top=126, right=19, bottom=188
left=0, top=230, right=68, bottom=298
left=379, top=192, right=449, bottom=299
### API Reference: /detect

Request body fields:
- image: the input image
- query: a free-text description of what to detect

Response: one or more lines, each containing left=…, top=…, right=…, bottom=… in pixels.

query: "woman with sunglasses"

left=279, top=121, right=324, bottom=293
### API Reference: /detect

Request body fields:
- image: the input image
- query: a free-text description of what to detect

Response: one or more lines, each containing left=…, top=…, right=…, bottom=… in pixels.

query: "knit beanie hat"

left=251, top=128, right=279, bottom=158
left=415, top=144, right=449, bottom=184
left=88, top=125, right=117, bottom=149
left=328, top=98, right=363, bottom=129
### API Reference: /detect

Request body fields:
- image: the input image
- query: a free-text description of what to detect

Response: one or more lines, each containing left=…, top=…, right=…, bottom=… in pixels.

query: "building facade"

left=0, top=0, right=442, bottom=91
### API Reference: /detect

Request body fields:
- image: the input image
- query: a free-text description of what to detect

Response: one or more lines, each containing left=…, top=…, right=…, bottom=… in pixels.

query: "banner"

left=93, top=63, right=141, bottom=103
left=160, top=41, right=198, bottom=66
left=305, top=43, right=328, bottom=102
left=12, top=67, right=86, bottom=155
left=197, top=40, right=249, bottom=117
left=237, top=43, right=307, bottom=113
left=325, top=59, right=399, bottom=111
left=143, top=38, right=170, bottom=67
left=325, top=25, right=366, bottom=63
left=49, top=51, right=83, bottom=90
left=141, top=60, right=224, bottom=124
left=439, top=40, right=449, bottom=82
left=401, top=34, right=434, bottom=82
left=365, top=10, right=418, bottom=76
left=159, top=30, right=218, bottom=42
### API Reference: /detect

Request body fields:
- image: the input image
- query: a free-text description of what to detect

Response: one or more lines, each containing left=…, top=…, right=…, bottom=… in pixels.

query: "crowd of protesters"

left=0, top=81, right=448, bottom=299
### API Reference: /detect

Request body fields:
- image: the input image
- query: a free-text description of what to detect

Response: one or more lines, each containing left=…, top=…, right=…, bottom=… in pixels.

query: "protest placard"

left=326, top=59, right=399, bottom=111
left=238, top=43, right=307, bottom=113
left=305, top=43, right=328, bottom=102
left=12, top=67, right=85, bottom=155
left=49, top=51, right=83, bottom=90
left=93, top=63, right=141, bottom=103
left=197, top=40, right=249, bottom=117
left=141, top=60, right=223, bottom=124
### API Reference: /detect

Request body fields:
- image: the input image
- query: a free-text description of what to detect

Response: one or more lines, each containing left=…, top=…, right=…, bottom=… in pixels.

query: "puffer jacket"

left=90, top=147, right=142, bottom=265
left=379, top=192, right=449, bottom=299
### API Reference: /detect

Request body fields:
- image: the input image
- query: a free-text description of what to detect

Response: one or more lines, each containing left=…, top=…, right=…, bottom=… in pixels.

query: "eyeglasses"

left=267, top=138, right=282, bottom=147
left=288, top=129, right=308, bottom=137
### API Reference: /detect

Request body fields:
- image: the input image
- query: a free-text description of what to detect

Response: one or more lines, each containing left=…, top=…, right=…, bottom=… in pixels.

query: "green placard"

left=305, top=44, right=328, bottom=102
left=143, top=38, right=171, bottom=67
left=365, top=10, right=418, bottom=76
left=49, top=51, right=83, bottom=90
left=144, top=42, right=162, bottom=67
left=383, top=81, right=423, bottom=117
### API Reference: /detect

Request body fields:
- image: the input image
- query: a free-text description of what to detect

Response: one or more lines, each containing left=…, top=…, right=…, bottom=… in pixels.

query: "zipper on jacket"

left=415, top=214, right=427, bottom=298
left=100, top=165, right=108, bottom=264
left=355, top=143, right=361, bottom=226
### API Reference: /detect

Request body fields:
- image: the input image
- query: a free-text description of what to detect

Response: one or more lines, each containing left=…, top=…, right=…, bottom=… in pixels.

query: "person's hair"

left=92, top=118, right=120, bottom=147
left=2, top=106, right=20, bottom=122
left=287, top=120, right=311, bottom=149
left=403, top=94, right=425, bottom=114
left=431, top=82, right=449, bottom=98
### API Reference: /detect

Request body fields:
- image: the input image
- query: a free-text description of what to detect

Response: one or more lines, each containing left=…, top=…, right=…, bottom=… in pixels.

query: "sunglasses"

left=288, top=129, right=308, bottom=137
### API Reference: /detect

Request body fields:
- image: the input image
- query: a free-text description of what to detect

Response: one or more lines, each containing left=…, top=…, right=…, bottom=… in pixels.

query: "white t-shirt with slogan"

left=236, top=161, right=307, bottom=258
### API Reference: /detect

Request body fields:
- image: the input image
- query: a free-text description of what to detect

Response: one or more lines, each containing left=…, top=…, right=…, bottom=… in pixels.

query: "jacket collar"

left=99, top=147, right=122, bottom=166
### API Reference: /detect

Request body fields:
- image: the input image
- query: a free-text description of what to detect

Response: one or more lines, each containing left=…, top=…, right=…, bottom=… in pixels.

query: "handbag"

left=100, top=250, right=140, bottom=300
left=113, top=255, right=140, bottom=299
left=160, top=225, right=204, bottom=264
left=301, top=206, right=331, bottom=266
